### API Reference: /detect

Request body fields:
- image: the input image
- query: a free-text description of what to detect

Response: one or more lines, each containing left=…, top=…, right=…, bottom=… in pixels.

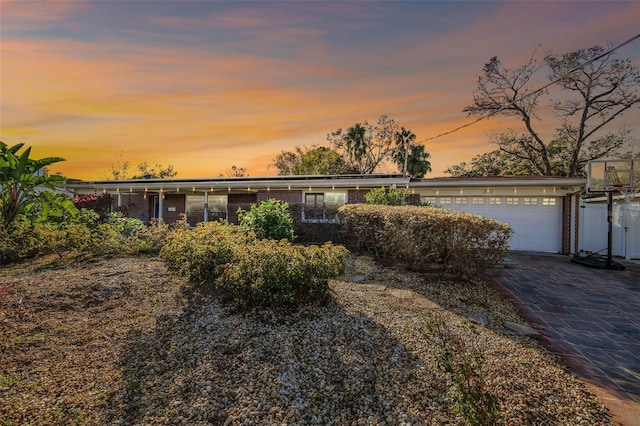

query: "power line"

left=417, top=33, right=640, bottom=144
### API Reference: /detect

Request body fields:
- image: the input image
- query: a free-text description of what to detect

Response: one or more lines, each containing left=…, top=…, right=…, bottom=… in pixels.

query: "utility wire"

left=417, top=33, right=640, bottom=144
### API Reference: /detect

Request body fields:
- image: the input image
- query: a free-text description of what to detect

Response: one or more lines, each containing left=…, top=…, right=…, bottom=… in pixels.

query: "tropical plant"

left=0, top=142, right=75, bottom=227
left=327, top=116, right=431, bottom=176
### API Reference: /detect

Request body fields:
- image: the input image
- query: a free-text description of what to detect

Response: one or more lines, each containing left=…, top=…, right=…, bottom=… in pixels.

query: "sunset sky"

left=1, top=0, right=639, bottom=180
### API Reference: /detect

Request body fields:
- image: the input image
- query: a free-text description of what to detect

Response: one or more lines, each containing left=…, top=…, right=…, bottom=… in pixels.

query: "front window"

left=186, top=195, right=227, bottom=225
left=207, top=195, right=228, bottom=221
left=303, top=191, right=346, bottom=222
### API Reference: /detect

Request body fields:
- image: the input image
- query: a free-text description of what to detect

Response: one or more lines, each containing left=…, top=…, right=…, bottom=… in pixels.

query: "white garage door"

left=424, top=196, right=562, bottom=252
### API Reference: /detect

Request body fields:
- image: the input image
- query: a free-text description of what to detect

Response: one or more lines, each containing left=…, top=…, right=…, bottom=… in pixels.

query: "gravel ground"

left=1, top=254, right=612, bottom=425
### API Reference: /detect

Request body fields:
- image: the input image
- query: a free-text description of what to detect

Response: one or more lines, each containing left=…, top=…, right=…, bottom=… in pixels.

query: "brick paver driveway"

left=492, top=252, right=640, bottom=409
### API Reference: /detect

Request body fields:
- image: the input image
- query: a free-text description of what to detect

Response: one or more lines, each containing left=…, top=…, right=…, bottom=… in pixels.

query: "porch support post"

left=117, top=193, right=122, bottom=208
left=204, top=192, right=209, bottom=223
left=158, top=193, right=164, bottom=222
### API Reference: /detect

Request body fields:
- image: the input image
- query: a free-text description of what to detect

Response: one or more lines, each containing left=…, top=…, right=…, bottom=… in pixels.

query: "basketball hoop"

left=587, top=159, right=638, bottom=193
left=579, top=159, right=639, bottom=270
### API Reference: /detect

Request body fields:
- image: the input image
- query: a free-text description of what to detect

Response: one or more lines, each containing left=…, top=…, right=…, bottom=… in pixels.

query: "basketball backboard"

left=587, top=159, right=639, bottom=192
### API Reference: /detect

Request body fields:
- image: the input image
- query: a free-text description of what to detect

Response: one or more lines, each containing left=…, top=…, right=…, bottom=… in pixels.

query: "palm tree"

left=405, top=144, right=432, bottom=178
left=394, top=127, right=417, bottom=176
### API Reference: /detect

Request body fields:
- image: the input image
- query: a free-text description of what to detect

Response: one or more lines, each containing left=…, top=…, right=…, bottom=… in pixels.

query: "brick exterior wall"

left=228, top=193, right=258, bottom=223
left=114, top=193, right=151, bottom=223
left=347, top=189, right=368, bottom=204
left=407, top=193, right=421, bottom=205
left=257, top=190, right=303, bottom=205
left=162, top=194, right=186, bottom=224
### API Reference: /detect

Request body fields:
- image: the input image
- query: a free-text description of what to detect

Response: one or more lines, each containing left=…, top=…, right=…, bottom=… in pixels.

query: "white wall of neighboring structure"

left=580, top=198, right=640, bottom=260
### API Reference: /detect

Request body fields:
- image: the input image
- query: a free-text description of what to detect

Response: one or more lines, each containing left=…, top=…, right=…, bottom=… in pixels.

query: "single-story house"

left=63, top=174, right=593, bottom=255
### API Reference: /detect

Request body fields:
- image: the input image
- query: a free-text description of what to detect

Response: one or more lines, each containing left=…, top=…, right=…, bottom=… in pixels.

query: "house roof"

left=410, top=176, right=586, bottom=188
left=62, top=174, right=587, bottom=195
left=63, top=174, right=410, bottom=193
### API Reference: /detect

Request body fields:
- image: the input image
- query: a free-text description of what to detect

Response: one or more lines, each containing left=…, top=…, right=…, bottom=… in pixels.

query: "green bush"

left=365, top=186, right=411, bottom=205
left=107, top=212, right=146, bottom=237
left=161, top=221, right=250, bottom=286
left=0, top=209, right=167, bottom=265
left=0, top=220, right=40, bottom=263
left=160, top=222, right=348, bottom=308
left=219, top=240, right=348, bottom=307
left=238, top=199, right=295, bottom=241
left=338, top=204, right=511, bottom=279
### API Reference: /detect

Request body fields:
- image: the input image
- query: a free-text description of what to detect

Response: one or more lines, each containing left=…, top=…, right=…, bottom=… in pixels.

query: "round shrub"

left=238, top=199, right=295, bottom=241
left=160, top=221, right=349, bottom=308
left=218, top=240, right=349, bottom=307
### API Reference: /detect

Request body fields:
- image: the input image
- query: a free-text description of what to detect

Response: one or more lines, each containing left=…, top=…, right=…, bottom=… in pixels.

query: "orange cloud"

left=1, top=2, right=638, bottom=180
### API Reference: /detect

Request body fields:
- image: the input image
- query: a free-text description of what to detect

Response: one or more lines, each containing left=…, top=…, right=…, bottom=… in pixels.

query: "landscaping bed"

left=1, top=255, right=612, bottom=425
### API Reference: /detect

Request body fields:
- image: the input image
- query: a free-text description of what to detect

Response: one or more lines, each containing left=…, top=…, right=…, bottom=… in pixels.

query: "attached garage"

left=411, top=177, right=585, bottom=254
left=443, top=196, right=562, bottom=252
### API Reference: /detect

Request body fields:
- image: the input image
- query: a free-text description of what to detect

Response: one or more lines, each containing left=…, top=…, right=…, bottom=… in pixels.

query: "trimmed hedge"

left=338, top=204, right=511, bottom=279
left=160, top=221, right=349, bottom=308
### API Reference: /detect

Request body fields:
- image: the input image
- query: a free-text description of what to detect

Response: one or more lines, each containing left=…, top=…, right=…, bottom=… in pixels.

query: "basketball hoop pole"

left=606, top=190, right=613, bottom=268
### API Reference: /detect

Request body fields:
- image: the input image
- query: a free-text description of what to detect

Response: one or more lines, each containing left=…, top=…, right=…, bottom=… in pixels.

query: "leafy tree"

left=0, top=142, right=76, bottom=227
left=107, top=158, right=177, bottom=180
left=327, top=116, right=431, bottom=177
left=327, top=115, right=399, bottom=174
left=271, top=145, right=357, bottom=175
left=220, top=165, right=248, bottom=177
left=135, top=162, right=177, bottom=179
left=463, top=44, right=639, bottom=177
left=391, top=127, right=432, bottom=178
left=444, top=148, right=535, bottom=177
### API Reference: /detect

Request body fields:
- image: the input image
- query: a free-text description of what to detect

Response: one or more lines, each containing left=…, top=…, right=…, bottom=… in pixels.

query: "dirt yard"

left=1, top=254, right=612, bottom=425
